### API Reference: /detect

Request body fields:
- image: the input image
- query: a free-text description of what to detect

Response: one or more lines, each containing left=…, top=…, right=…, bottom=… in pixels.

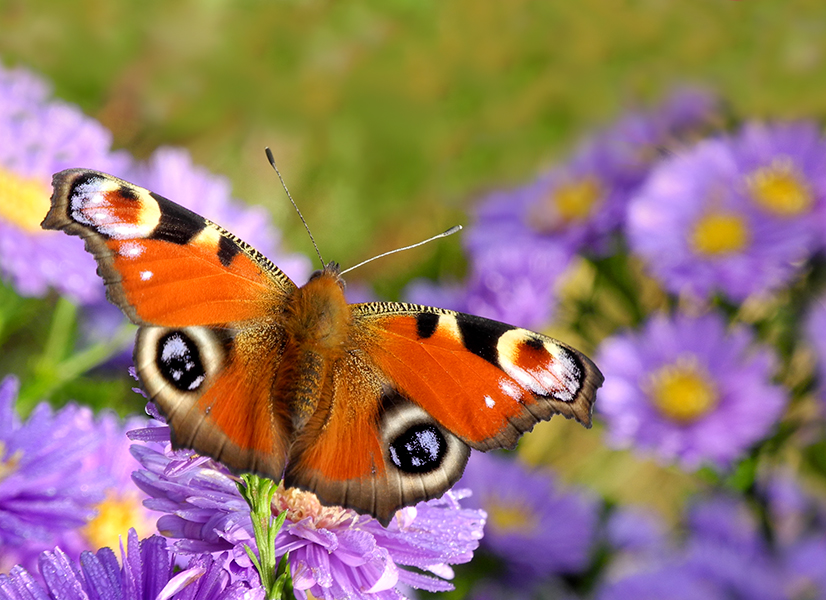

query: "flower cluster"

left=127, top=406, right=486, bottom=600
left=405, top=89, right=826, bottom=597
left=0, top=376, right=154, bottom=576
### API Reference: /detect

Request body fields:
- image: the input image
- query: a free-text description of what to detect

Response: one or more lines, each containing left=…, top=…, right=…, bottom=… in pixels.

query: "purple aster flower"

left=602, top=507, right=676, bottom=586
left=784, top=537, right=826, bottom=600
left=127, top=146, right=311, bottom=284
left=599, top=496, right=785, bottom=600
left=467, top=88, right=722, bottom=258
left=127, top=407, right=485, bottom=600
left=39, top=412, right=158, bottom=570
left=627, top=122, right=825, bottom=302
left=406, top=239, right=574, bottom=329
left=448, top=89, right=720, bottom=329
left=681, top=496, right=785, bottom=600
left=596, top=312, right=788, bottom=470
left=456, top=452, right=598, bottom=580
left=0, top=376, right=161, bottom=578
left=805, top=296, right=826, bottom=412
left=605, top=507, right=668, bottom=556
left=0, top=376, right=111, bottom=571
left=0, top=63, right=132, bottom=303
left=597, top=565, right=727, bottom=600
left=0, top=528, right=263, bottom=600
left=757, top=469, right=826, bottom=597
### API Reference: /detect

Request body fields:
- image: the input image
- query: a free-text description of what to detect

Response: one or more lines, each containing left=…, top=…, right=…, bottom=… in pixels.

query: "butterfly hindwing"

left=284, top=350, right=470, bottom=524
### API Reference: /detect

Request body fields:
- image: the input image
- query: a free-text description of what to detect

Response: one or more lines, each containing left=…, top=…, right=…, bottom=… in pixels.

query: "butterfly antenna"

left=265, top=147, right=325, bottom=268
left=340, top=225, right=462, bottom=276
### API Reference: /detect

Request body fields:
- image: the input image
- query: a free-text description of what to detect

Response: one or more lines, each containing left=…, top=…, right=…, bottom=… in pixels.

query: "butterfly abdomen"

left=278, top=267, right=353, bottom=430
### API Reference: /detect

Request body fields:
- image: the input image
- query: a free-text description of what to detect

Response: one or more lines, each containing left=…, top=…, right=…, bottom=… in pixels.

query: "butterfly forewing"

left=44, top=169, right=296, bottom=327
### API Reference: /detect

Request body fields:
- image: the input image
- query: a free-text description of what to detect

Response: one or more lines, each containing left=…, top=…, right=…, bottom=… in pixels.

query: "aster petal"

left=0, top=565, right=51, bottom=600
left=37, top=548, right=87, bottom=600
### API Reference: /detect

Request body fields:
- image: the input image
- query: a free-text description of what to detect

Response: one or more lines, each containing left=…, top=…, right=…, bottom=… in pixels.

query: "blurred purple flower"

left=599, top=496, right=785, bottom=600
left=0, top=63, right=131, bottom=303
left=0, top=376, right=110, bottom=571
left=605, top=507, right=668, bottom=555
left=597, top=565, right=727, bottom=600
left=420, top=89, right=720, bottom=329
left=805, top=296, right=826, bottom=412
left=457, top=452, right=598, bottom=580
left=0, top=528, right=262, bottom=600
left=0, top=376, right=159, bottom=577
left=128, top=407, right=485, bottom=600
left=596, top=312, right=788, bottom=470
left=784, top=537, right=826, bottom=600
left=681, top=496, right=785, bottom=600
left=628, top=122, right=826, bottom=301
left=406, top=240, right=574, bottom=329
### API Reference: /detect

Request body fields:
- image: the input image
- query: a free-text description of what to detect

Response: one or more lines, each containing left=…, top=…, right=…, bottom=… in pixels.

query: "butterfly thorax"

left=278, top=267, right=352, bottom=431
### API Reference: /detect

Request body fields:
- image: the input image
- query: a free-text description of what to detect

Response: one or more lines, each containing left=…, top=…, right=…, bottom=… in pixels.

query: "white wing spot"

left=484, top=395, right=496, bottom=409
left=499, top=378, right=522, bottom=401
left=119, top=242, right=145, bottom=258
left=140, top=270, right=153, bottom=281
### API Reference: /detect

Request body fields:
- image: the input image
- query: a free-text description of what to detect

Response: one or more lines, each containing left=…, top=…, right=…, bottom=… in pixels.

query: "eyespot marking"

left=69, top=177, right=161, bottom=240
left=388, top=423, right=446, bottom=474
left=156, top=330, right=206, bottom=392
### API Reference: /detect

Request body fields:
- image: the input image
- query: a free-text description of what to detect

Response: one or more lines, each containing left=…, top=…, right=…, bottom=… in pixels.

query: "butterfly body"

left=43, top=168, right=603, bottom=525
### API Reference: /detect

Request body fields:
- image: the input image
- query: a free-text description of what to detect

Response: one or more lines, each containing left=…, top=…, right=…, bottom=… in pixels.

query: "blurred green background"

left=3, top=0, right=824, bottom=298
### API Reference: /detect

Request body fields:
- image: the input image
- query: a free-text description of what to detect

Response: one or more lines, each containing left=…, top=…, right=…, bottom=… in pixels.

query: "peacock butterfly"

left=42, top=168, right=603, bottom=525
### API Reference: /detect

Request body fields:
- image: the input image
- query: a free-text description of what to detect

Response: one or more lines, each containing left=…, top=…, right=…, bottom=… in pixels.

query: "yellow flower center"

left=82, top=491, right=156, bottom=552
left=647, top=357, right=719, bottom=423
left=746, top=158, right=813, bottom=217
left=272, top=484, right=355, bottom=530
left=690, top=211, right=750, bottom=256
left=0, top=168, right=51, bottom=232
left=485, top=498, right=537, bottom=534
left=528, top=176, right=603, bottom=232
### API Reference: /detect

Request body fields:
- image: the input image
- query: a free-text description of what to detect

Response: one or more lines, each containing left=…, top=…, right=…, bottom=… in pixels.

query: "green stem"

left=238, top=474, right=293, bottom=599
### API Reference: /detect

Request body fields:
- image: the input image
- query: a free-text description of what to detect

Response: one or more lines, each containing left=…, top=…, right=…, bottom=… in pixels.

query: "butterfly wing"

left=285, top=301, right=602, bottom=525
left=43, top=169, right=295, bottom=478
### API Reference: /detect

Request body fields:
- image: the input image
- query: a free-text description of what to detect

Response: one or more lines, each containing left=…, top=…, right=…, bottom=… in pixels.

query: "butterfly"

left=42, top=168, right=603, bottom=525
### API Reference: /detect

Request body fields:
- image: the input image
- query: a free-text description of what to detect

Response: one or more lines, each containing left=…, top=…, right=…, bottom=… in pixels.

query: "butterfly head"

left=308, top=261, right=345, bottom=290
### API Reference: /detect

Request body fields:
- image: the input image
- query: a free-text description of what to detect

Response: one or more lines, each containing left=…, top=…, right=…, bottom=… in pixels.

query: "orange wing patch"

left=105, top=236, right=275, bottom=327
